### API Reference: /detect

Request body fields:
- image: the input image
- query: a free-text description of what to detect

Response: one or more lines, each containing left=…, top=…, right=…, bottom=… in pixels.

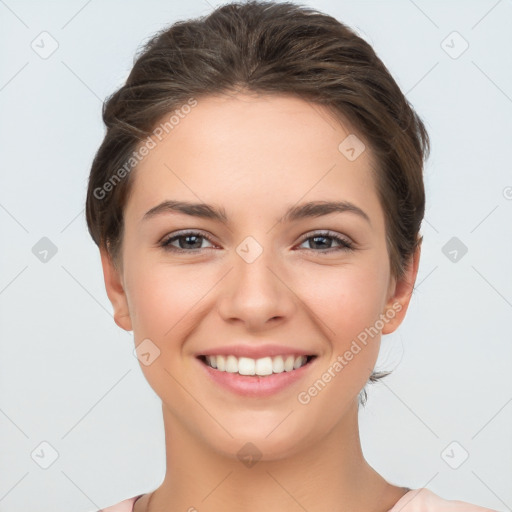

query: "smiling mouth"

left=197, top=354, right=317, bottom=377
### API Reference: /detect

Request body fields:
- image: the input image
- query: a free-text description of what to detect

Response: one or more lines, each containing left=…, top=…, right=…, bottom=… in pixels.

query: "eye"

left=159, top=230, right=354, bottom=254
left=296, top=231, right=354, bottom=253
left=160, top=230, right=217, bottom=252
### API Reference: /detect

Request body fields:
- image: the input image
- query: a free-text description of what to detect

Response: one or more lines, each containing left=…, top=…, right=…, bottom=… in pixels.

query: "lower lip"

left=197, top=357, right=316, bottom=397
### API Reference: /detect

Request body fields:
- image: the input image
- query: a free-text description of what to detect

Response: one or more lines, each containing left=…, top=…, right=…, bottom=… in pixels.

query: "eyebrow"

left=142, top=199, right=371, bottom=226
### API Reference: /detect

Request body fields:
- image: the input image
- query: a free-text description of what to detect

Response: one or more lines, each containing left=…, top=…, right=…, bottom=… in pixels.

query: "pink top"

left=99, top=488, right=499, bottom=511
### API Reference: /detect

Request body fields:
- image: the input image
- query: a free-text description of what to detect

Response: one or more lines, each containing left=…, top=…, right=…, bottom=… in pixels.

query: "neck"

left=142, top=401, right=407, bottom=512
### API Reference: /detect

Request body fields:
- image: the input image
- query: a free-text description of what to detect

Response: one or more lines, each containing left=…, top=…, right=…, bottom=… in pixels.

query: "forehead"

left=125, top=93, right=382, bottom=227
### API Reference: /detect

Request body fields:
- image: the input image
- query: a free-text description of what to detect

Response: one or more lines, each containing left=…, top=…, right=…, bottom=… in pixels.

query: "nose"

left=216, top=245, right=297, bottom=330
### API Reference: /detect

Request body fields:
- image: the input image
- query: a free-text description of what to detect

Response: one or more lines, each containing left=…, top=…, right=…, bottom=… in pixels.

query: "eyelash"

left=159, top=230, right=355, bottom=254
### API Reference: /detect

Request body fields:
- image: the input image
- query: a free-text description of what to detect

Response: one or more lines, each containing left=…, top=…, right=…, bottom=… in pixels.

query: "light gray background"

left=0, top=1, right=511, bottom=511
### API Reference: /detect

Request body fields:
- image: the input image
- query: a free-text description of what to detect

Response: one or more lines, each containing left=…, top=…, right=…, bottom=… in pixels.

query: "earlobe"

left=99, top=247, right=133, bottom=332
left=381, top=243, right=421, bottom=335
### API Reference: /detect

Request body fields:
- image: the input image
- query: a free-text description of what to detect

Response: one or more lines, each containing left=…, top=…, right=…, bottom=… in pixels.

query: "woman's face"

left=102, top=92, right=418, bottom=461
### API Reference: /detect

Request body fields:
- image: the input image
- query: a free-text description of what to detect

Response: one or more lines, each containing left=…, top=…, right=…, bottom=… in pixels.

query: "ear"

left=100, top=247, right=132, bottom=332
left=381, top=242, right=421, bottom=335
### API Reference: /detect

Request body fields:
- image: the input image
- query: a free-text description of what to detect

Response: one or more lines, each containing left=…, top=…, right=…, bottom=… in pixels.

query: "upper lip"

left=197, top=344, right=317, bottom=359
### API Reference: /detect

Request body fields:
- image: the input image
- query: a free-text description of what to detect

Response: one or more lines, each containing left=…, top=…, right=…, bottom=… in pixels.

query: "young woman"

left=85, top=2, right=499, bottom=511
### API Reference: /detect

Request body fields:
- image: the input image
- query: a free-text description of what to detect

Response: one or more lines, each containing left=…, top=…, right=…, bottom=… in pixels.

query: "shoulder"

left=388, top=488, right=499, bottom=512
left=98, top=494, right=143, bottom=512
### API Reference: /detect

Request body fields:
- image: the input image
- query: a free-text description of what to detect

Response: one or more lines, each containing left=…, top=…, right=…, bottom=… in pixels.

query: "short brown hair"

left=85, top=0, right=430, bottom=405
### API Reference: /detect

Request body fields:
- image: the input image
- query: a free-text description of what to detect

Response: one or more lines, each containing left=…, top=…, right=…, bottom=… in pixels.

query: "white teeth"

left=216, top=355, right=226, bottom=371
left=255, top=357, right=273, bottom=376
left=203, top=354, right=310, bottom=375
left=238, top=357, right=255, bottom=375
left=272, top=355, right=284, bottom=373
left=225, top=355, right=238, bottom=373
left=293, top=356, right=305, bottom=369
left=284, top=355, right=295, bottom=372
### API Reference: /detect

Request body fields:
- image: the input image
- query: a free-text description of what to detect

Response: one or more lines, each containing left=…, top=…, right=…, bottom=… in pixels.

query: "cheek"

left=127, top=263, right=205, bottom=338
left=301, top=261, right=389, bottom=342
left=297, top=259, right=390, bottom=403
left=126, top=250, right=389, bottom=347
left=124, top=259, right=214, bottom=397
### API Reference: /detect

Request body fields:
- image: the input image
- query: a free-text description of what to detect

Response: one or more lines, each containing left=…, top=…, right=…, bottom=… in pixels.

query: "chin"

left=201, top=415, right=319, bottom=464
left=210, top=435, right=306, bottom=464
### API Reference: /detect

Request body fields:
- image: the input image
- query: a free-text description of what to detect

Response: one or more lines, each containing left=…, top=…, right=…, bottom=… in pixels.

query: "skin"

left=100, top=91, right=421, bottom=512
